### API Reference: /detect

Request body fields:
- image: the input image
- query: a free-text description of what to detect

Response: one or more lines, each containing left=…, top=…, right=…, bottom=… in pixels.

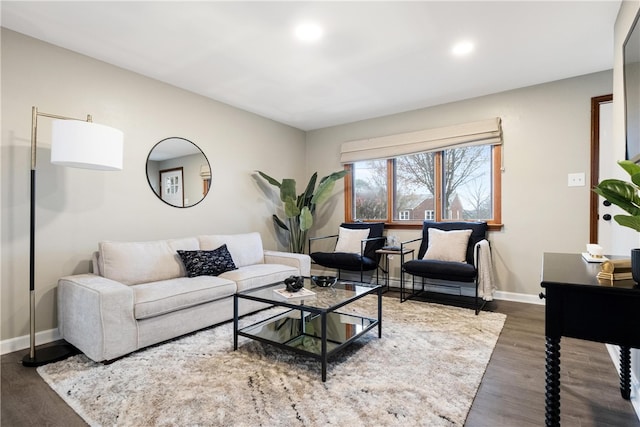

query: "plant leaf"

left=280, top=179, right=297, bottom=203
left=272, top=215, right=288, bottom=230
left=257, top=171, right=281, bottom=188
left=284, top=196, right=300, bottom=218
left=614, top=214, right=640, bottom=232
left=300, top=173, right=318, bottom=209
left=317, top=170, right=349, bottom=187
left=618, top=160, right=640, bottom=178
left=593, top=179, right=640, bottom=216
left=299, top=206, right=313, bottom=231
left=312, top=170, right=349, bottom=205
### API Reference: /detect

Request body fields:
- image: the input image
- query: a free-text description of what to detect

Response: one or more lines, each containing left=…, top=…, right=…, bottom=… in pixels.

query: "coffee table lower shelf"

left=235, top=309, right=378, bottom=381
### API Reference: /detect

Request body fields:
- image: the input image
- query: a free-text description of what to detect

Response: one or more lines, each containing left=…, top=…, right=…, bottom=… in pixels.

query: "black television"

left=624, top=10, right=640, bottom=163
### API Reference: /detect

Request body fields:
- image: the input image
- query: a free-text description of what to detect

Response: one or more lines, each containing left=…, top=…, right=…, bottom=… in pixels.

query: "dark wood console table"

left=540, top=252, right=640, bottom=426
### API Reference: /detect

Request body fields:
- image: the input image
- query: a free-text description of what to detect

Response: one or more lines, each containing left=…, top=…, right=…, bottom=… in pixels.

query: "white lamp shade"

left=51, top=119, right=123, bottom=170
left=200, top=164, right=211, bottom=179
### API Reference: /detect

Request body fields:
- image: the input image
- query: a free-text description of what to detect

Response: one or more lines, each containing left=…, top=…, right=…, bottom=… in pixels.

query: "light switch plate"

left=568, top=172, right=585, bottom=187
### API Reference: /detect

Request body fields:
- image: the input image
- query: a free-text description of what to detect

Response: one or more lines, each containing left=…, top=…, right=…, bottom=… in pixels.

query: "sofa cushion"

left=198, top=232, right=264, bottom=268
left=310, top=252, right=379, bottom=272
left=403, top=259, right=477, bottom=282
left=177, top=245, right=237, bottom=277
left=133, top=276, right=236, bottom=320
left=98, top=238, right=199, bottom=285
left=219, top=264, right=298, bottom=292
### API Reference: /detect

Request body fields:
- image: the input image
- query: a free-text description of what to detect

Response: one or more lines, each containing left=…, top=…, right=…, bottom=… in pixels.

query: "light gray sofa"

left=58, top=232, right=310, bottom=362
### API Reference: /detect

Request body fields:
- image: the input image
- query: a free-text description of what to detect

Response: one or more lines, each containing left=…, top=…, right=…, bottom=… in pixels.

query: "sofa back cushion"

left=98, top=237, right=199, bottom=285
left=198, top=232, right=264, bottom=268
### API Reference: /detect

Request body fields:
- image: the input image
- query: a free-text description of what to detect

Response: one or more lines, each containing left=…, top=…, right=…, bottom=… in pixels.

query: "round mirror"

left=146, top=137, right=211, bottom=208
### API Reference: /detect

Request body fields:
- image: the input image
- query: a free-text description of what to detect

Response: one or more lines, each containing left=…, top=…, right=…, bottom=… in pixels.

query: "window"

left=345, top=144, right=502, bottom=228
left=352, top=160, right=387, bottom=220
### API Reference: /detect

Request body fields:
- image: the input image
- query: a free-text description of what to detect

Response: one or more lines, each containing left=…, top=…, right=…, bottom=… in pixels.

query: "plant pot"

left=632, top=249, right=640, bottom=284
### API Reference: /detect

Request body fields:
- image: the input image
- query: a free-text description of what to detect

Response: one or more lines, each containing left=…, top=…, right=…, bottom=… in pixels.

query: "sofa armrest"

left=58, top=274, right=138, bottom=362
left=263, top=250, right=311, bottom=277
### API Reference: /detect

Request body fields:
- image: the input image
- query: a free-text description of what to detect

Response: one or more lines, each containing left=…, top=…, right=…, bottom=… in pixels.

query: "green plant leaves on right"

left=593, top=160, right=640, bottom=232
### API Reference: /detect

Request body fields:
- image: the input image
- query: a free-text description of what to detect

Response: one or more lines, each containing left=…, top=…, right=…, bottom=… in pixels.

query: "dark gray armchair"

left=309, top=222, right=386, bottom=282
left=401, top=221, right=488, bottom=314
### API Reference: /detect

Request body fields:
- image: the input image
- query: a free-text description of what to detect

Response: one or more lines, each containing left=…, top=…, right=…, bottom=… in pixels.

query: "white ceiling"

left=1, top=1, right=621, bottom=131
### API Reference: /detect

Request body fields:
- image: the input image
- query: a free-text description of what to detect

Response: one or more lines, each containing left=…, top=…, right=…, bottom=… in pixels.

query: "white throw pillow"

left=334, top=227, right=370, bottom=254
left=423, top=228, right=472, bottom=263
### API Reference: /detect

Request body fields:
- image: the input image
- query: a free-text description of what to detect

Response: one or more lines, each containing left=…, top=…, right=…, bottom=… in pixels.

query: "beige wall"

left=0, top=29, right=306, bottom=342
left=306, top=71, right=613, bottom=297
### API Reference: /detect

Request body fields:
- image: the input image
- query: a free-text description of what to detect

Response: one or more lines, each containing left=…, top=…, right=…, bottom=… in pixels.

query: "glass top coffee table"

left=233, top=277, right=382, bottom=382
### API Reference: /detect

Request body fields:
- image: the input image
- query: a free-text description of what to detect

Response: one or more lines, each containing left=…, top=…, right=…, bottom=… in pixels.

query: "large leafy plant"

left=593, top=160, right=640, bottom=232
left=258, top=170, right=348, bottom=253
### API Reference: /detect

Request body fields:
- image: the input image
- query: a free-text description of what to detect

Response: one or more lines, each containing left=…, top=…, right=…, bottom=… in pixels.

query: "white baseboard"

left=493, top=290, right=545, bottom=305
left=606, top=344, right=640, bottom=422
left=1, top=328, right=61, bottom=356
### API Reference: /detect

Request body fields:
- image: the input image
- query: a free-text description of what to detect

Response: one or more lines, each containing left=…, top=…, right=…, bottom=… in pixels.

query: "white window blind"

left=340, top=117, right=502, bottom=163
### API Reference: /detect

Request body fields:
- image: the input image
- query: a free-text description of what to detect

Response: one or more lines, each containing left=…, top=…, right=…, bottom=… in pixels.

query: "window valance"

left=340, top=117, right=502, bottom=163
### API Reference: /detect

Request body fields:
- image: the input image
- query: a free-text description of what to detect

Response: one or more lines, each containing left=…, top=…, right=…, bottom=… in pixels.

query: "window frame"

left=343, top=145, right=503, bottom=231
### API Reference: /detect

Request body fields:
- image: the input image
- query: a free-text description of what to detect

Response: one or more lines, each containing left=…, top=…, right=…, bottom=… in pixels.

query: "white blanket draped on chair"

left=474, top=239, right=495, bottom=301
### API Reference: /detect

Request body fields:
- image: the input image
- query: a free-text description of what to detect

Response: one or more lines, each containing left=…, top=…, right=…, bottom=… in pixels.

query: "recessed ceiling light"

left=294, top=22, right=323, bottom=42
left=452, top=41, right=474, bottom=56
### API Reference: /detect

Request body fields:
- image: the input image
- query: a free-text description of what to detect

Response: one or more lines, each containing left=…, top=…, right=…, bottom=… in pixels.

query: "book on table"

left=597, top=271, right=633, bottom=280
left=273, top=287, right=316, bottom=300
left=597, top=258, right=633, bottom=281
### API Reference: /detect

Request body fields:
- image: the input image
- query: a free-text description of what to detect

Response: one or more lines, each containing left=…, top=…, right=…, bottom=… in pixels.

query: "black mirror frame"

left=145, top=137, right=211, bottom=208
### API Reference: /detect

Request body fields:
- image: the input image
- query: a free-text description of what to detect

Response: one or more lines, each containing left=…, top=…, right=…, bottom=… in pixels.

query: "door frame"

left=159, top=167, right=185, bottom=207
left=589, top=94, right=613, bottom=243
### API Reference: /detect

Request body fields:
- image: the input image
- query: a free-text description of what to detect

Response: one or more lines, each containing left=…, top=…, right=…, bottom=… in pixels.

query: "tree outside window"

left=353, top=160, right=387, bottom=220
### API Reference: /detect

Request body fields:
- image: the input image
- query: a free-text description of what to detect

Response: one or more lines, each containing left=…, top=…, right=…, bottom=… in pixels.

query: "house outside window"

left=425, top=210, right=435, bottom=220
left=399, top=210, right=410, bottom=220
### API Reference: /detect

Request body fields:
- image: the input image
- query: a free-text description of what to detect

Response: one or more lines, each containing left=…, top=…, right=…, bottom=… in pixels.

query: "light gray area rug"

left=38, top=297, right=506, bottom=426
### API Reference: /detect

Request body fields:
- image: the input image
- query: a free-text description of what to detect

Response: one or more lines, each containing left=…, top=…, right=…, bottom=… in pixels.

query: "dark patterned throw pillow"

left=177, top=245, right=238, bottom=277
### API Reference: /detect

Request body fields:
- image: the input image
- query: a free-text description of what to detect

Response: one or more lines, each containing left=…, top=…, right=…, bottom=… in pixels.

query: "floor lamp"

left=22, top=106, right=123, bottom=367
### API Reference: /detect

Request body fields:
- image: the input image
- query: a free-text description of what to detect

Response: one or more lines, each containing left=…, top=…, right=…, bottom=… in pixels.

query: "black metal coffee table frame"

left=234, top=279, right=382, bottom=382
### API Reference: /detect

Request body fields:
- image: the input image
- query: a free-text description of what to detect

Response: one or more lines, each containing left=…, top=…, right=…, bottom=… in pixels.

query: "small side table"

left=376, top=247, right=415, bottom=293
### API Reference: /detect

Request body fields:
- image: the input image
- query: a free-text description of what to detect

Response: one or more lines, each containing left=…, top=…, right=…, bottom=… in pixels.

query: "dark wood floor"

left=2, top=294, right=639, bottom=426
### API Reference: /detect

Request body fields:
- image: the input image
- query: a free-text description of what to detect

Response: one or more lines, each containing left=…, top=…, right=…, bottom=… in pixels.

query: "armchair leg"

left=475, top=276, right=479, bottom=315
left=474, top=277, right=488, bottom=315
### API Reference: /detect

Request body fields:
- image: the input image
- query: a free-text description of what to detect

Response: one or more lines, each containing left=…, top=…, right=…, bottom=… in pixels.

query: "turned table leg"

left=620, top=345, right=631, bottom=400
left=545, top=336, right=561, bottom=427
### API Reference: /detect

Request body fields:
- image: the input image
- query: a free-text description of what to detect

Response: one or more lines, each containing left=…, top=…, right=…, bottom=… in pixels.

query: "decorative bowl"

left=311, top=275, right=338, bottom=288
